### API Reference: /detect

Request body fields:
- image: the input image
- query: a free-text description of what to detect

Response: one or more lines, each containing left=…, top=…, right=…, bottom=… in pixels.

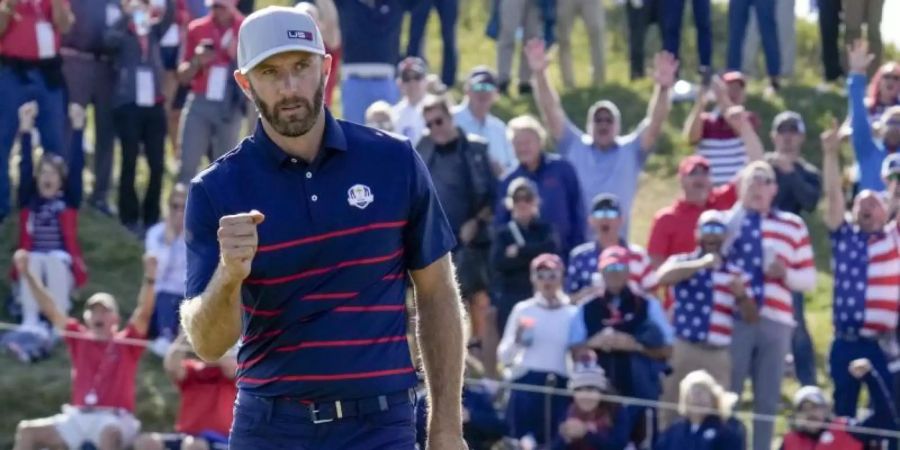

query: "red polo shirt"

left=647, top=182, right=738, bottom=262
left=65, top=319, right=145, bottom=412
left=0, top=0, right=68, bottom=60
left=175, top=359, right=237, bottom=436
left=181, top=14, right=243, bottom=96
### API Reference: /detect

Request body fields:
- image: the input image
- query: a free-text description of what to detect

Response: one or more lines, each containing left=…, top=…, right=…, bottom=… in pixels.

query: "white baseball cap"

left=237, top=6, right=325, bottom=74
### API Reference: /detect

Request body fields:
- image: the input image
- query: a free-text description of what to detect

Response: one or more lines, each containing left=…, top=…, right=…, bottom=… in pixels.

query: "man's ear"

left=233, top=70, right=252, bottom=97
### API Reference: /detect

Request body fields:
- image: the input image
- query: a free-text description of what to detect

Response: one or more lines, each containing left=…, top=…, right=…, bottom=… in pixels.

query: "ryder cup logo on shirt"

left=287, top=30, right=314, bottom=41
left=347, top=184, right=374, bottom=209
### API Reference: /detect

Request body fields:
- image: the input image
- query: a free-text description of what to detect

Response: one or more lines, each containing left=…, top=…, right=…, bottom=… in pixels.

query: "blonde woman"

left=654, top=370, right=745, bottom=450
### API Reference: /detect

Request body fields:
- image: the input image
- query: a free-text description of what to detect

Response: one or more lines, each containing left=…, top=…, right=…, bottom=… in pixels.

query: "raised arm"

left=13, top=250, right=68, bottom=330
left=0, top=0, right=18, bottom=35
left=684, top=87, right=709, bottom=145
left=847, top=40, right=877, bottom=163
left=655, top=253, right=717, bottom=286
left=314, top=0, right=341, bottom=49
left=640, top=52, right=677, bottom=152
left=16, top=103, right=37, bottom=210
left=50, top=0, right=73, bottom=34
left=65, top=104, right=86, bottom=208
left=164, top=333, right=189, bottom=383
left=821, top=120, right=845, bottom=230
left=524, top=39, right=568, bottom=141
left=410, top=254, right=468, bottom=449
left=129, top=254, right=158, bottom=336
left=723, top=105, right=764, bottom=163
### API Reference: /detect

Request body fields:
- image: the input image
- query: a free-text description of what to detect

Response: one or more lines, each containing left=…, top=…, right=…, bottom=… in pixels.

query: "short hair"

left=421, top=94, right=453, bottom=117
left=738, top=160, right=776, bottom=199
left=506, top=115, right=547, bottom=146
left=365, top=100, right=393, bottom=122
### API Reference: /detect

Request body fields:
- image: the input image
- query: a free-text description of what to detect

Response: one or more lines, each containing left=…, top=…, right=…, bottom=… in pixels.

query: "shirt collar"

left=253, top=108, right=348, bottom=168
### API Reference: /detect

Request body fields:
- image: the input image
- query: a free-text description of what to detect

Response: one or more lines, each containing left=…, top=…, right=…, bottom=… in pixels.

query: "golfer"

left=179, top=7, right=467, bottom=449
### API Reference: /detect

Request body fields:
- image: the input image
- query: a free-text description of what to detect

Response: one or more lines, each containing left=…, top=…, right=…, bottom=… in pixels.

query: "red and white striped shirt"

left=566, top=241, right=658, bottom=296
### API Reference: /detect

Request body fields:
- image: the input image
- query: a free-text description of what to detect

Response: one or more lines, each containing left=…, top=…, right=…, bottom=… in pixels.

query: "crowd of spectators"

left=2, top=0, right=900, bottom=449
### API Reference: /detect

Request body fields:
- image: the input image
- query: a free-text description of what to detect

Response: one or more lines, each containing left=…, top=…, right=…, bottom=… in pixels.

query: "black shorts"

left=160, top=46, right=180, bottom=71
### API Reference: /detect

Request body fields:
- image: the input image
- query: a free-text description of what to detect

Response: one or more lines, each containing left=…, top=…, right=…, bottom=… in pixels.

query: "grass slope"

left=0, top=0, right=896, bottom=447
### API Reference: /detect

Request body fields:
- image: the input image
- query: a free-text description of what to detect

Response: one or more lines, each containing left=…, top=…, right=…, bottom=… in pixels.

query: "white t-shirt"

left=144, top=222, right=187, bottom=296
left=497, top=294, right=577, bottom=378
left=392, top=98, right=425, bottom=147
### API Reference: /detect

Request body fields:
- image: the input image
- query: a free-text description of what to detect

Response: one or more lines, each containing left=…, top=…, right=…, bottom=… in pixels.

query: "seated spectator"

left=822, top=123, right=899, bottom=417
left=132, top=335, right=237, bottom=450
left=865, top=62, right=900, bottom=125
left=392, top=56, right=429, bottom=146
left=725, top=161, right=816, bottom=450
left=9, top=103, right=87, bottom=343
left=498, top=253, right=576, bottom=447
left=364, top=101, right=396, bottom=133
left=552, top=357, right=642, bottom=450
left=496, top=115, right=585, bottom=258
left=566, top=194, right=656, bottom=303
left=525, top=39, right=676, bottom=236
left=685, top=73, right=762, bottom=186
left=655, top=370, right=744, bottom=450
left=12, top=250, right=157, bottom=450
left=106, top=0, right=175, bottom=236
left=144, top=184, right=188, bottom=355
left=848, top=41, right=900, bottom=191
left=655, top=210, right=756, bottom=427
left=416, top=356, right=507, bottom=450
left=781, top=359, right=900, bottom=450
left=490, top=179, right=559, bottom=330
left=453, top=66, right=515, bottom=175
left=295, top=1, right=341, bottom=107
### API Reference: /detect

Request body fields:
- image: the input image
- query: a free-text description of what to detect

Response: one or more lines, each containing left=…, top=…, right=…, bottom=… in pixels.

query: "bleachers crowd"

left=0, top=0, right=899, bottom=449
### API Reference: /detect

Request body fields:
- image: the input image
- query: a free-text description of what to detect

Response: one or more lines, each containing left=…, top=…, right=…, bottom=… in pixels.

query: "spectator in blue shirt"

left=848, top=40, right=900, bottom=192
left=655, top=370, right=745, bottom=450
left=496, top=115, right=585, bottom=258
left=180, top=8, right=466, bottom=449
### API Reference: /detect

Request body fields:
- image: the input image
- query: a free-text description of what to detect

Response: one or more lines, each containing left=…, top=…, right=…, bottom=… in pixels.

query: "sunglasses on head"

left=535, top=270, right=560, bottom=281
left=592, top=209, right=620, bottom=219
left=425, top=117, right=444, bottom=129
left=699, top=223, right=727, bottom=236
left=470, top=82, right=496, bottom=93
left=602, top=263, right=628, bottom=273
left=401, top=72, right=424, bottom=83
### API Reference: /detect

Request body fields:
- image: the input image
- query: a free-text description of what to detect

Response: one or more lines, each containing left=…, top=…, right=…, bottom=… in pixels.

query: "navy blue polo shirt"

left=184, top=109, right=456, bottom=400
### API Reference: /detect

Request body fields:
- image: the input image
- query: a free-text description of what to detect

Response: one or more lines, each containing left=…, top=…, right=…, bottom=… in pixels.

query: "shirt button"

left=291, top=158, right=298, bottom=164
left=311, top=195, right=318, bottom=202
left=306, top=171, right=312, bottom=179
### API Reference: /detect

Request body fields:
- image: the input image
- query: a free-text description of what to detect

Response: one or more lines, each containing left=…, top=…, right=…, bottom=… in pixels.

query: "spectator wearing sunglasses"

left=491, top=177, right=559, bottom=330
left=524, top=39, right=677, bottom=238
left=821, top=122, right=900, bottom=418
left=567, top=194, right=657, bottom=304
left=848, top=41, right=900, bottom=192
left=392, top=56, right=429, bottom=146
left=454, top=66, right=515, bottom=176
left=654, top=210, right=757, bottom=428
left=725, top=161, right=816, bottom=450
left=498, top=253, right=577, bottom=447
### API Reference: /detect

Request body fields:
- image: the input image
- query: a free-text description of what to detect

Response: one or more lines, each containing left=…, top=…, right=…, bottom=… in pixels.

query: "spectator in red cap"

left=392, top=56, right=429, bottom=146
left=490, top=177, right=559, bottom=330
left=685, top=74, right=764, bottom=186
left=498, top=252, right=577, bottom=447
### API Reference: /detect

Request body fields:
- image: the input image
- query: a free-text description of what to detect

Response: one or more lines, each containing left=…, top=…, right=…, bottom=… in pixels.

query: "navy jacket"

left=654, top=416, right=746, bottom=450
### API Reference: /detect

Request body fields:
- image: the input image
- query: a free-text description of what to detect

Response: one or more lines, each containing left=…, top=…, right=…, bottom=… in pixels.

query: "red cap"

left=678, top=155, right=711, bottom=176
left=722, top=71, right=746, bottom=86
left=531, top=253, right=563, bottom=272
left=598, top=246, right=629, bottom=270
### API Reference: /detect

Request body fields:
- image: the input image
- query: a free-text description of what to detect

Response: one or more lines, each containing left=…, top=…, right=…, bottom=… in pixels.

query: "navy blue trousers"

left=229, top=392, right=417, bottom=449
left=829, top=337, right=894, bottom=417
left=506, top=370, right=569, bottom=446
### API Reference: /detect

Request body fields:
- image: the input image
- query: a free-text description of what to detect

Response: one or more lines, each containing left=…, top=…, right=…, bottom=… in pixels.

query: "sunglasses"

left=593, top=116, right=615, bottom=124
left=425, top=117, right=444, bottom=129
left=470, top=82, right=496, bottom=93
left=169, top=203, right=185, bottom=211
left=699, top=223, right=727, bottom=236
left=777, top=124, right=801, bottom=134
left=535, top=270, right=560, bottom=281
left=592, top=209, right=620, bottom=219
left=401, top=72, right=424, bottom=83
left=601, top=263, right=628, bottom=273
left=687, top=166, right=710, bottom=176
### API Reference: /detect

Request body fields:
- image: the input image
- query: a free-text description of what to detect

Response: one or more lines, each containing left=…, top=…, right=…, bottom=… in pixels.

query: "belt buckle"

left=310, top=401, right=342, bottom=424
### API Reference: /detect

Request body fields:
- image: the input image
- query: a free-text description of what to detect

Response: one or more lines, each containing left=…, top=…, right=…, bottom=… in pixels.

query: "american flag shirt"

left=566, top=241, right=657, bottom=296
left=831, top=220, right=900, bottom=338
left=667, top=251, right=751, bottom=346
left=725, top=210, right=816, bottom=326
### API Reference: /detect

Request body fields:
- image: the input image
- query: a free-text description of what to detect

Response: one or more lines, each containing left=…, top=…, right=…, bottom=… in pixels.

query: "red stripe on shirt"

left=333, top=305, right=406, bottom=312
left=869, top=275, right=900, bottom=286
left=866, top=300, right=900, bottom=312
left=709, top=324, right=732, bottom=336
left=242, top=329, right=284, bottom=344
left=275, top=335, right=407, bottom=352
left=301, top=292, right=359, bottom=301
left=238, top=367, right=416, bottom=384
left=869, top=249, right=899, bottom=264
left=713, top=303, right=734, bottom=316
left=792, top=259, right=815, bottom=269
left=245, top=248, right=404, bottom=286
left=257, top=221, right=407, bottom=252
left=763, top=298, right=792, bottom=313
left=383, top=273, right=405, bottom=280
left=241, top=304, right=284, bottom=317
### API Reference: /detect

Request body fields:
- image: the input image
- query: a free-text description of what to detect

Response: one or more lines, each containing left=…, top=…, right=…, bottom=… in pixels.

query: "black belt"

left=241, top=389, right=416, bottom=424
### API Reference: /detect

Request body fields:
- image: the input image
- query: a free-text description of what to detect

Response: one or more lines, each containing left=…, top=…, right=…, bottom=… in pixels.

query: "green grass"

left=0, top=0, right=897, bottom=447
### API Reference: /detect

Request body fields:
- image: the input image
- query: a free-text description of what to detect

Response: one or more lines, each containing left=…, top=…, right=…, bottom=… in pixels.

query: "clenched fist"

left=218, top=210, right=265, bottom=283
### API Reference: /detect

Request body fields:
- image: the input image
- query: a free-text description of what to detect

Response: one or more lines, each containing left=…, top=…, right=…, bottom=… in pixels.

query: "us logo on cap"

left=287, top=30, right=313, bottom=41
left=347, top=184, right=374, bottom=209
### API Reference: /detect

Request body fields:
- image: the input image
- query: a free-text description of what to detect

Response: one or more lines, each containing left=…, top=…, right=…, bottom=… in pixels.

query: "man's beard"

left=251, top=78, right=325, bottom=137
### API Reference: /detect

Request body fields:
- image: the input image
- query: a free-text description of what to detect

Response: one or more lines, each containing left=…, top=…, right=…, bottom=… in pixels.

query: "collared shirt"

left=665, top=251, right=750, bottom=347
left=335, top=0, right=404, bottom=66
left=566, top=241, right=657, bottom=296
left=61, top=0, right=119, bottom=54
left=725, top=209, right=816, bottom=326
left=181, top=13, right=243, bottom=96
left=144, top=222, right=186, bottom=296
left=392, top=97, right=425, bottom=146
left=65, top=319, right=145, bottom=412
left=830, top=220, right=900, bottom=337
left=646, top=183, right=737, bottom=262
left=453, top=104, right=515, bottom=172
left=497, top=293, right=577, bottom=377
left=567, top=296, right=675, bottom=346
left=697, top=111, right=759, bottom=186
left=176, top=359, right=237, bottom=436
left=495, top=153, right=585, bottom=256
left=1, top=0, right=69, bottom=60
left=557, top=119, right=649, bottom=238
left=184, top=110, right=456, bottom=400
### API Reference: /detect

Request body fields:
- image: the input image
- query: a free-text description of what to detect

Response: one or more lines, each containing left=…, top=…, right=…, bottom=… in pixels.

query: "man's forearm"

left=415, top=272, right=466, bottom=437
left=51, top=0, right=72, bottom=34
left=180, top=267, right=243, bottom=361
left=655, top=260, right=704, bottom=285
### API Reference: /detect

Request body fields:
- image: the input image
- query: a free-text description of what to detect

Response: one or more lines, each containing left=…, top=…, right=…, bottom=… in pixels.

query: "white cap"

left=237, top=6, right=325, bottom=74
left=792, top=385, right=828, bottom=409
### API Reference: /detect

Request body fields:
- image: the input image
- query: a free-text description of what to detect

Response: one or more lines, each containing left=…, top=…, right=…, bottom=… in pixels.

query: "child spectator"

left=655, top=370, right=745, bottom=450
left=364, top=100, right=396, bottom=133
